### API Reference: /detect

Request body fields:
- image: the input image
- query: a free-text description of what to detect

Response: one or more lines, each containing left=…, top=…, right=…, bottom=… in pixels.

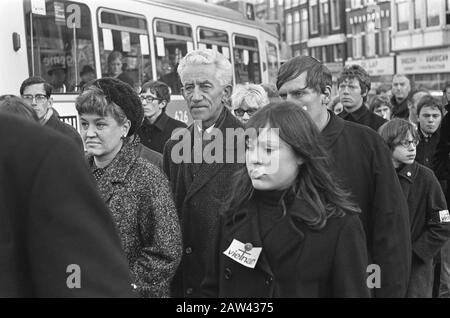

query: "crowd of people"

left=1, top=48, right=450, bottom=298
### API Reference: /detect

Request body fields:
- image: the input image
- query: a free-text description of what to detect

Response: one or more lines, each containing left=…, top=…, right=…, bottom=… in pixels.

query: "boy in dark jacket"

left=379, top=118, right=450, bottom=297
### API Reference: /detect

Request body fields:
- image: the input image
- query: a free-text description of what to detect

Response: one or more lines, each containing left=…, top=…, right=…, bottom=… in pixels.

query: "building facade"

left=345, top=0, right=394, bottom=91
left=392, top=0, right=450, bottom=92
left=307, top=0, right=347, bottom=83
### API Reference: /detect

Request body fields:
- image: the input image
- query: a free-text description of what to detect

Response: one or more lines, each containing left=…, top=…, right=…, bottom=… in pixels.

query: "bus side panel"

left=0, top=0, right=29, bottom=95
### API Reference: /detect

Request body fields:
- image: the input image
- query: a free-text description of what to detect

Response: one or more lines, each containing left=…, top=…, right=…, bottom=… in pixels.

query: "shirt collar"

left=342, top=103, right=368, bottom=121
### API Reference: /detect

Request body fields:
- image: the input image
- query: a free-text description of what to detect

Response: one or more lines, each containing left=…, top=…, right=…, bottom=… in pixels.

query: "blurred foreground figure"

left=0, top=113, right=134, bottom=297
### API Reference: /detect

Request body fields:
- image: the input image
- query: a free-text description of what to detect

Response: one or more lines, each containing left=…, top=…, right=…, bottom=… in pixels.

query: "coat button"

left=186, top=288, right=193, bottom=295
left=224, top=268, right=232, bottom=280
left=265, top=276, right=273, bottom=285
left=185, top=247, right=193, bottom=255
left=407, top=172, right=412, bottom=177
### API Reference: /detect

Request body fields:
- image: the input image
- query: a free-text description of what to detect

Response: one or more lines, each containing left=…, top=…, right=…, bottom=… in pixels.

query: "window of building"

left=98, top=9, right=151, bottom=91
left=293, top=11, right=300, bottom=43
left=320, top=0, right=330, bottom=35
left=427, top=0, right=441, bottom=26
left=300, top=8, right=308, bottom=42
left=153, top=20, right=193, bottom=94
left=413, top=0, right=422, bottom=28
left=197, top=28, right=230, bottom=58
left=396, top=0, right=410, bottom=31
left=286, top=13, right=293, bottom=44
left=352, top=24, right=363, bottom=58
left=330, top=0, right=341, bottom=30
left=351, top=0, right=362, bottom=8
left=379, top=28, right=390, bottom=55
left=266, top=41, right=279, bottom=85
left=233, top=35, right=261, bottom=84
left=310, top=0, right=319, bottom=34
left=446, top=0, right=450, bottom=24
left=285, top=0, right=292, bottom=9
left=24, top=0, right=95, bottom=93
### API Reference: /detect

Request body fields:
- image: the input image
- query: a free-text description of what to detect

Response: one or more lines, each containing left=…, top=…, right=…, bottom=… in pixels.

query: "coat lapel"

left=184, top=108, right=244, bottom=202
left=225, top=202, right=273, bottom=276
left=224, top=195, right=309, bottom=275
left=88, top=137, right=139, bottom=204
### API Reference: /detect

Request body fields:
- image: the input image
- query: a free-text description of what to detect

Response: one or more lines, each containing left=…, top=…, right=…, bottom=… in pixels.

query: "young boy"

left=379, top=118, right=450, bottom=297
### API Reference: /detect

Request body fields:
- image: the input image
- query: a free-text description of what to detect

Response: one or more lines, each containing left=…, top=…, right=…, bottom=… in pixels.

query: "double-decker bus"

left=0, top=0, right=280, bottom=128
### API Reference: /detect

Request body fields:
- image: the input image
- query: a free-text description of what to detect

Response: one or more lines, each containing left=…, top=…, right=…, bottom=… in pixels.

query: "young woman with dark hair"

left=202, top=101, right=370, bottom=298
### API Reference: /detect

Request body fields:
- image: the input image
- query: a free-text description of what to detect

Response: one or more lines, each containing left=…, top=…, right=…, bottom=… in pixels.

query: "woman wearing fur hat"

left=76, top=78, right=182, bottom=297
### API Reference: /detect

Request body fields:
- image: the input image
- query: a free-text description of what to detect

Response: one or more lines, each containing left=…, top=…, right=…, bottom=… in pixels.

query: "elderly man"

left=391, top=74, right=412, bottom=120
left=277, top=56, right=411, bottom=298
left=338, top=65, right=387, bottom=131
left=20, top=76, right=83, bottom=152
left=163, top=49, right=244, bottom=298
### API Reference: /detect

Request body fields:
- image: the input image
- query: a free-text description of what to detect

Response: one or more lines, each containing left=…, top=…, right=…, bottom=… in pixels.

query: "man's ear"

left=48, top=97, right=53, bottom=108
left=159, top=100, right=168, bottom=110
left=223, top=84, right=233, bottom=99
left=322, top=85, right=332, bottom=105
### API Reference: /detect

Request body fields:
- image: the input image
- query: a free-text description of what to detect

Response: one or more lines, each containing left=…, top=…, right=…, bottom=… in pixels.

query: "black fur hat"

left=90, top=77, right=143, bottom=136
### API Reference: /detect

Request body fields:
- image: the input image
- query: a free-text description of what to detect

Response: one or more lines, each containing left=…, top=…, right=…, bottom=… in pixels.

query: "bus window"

left=24, top=0, right=95, bottom=93
left=98, top=9, right=151, bottom=92
left=233, top=35, right=261, bottom=84
left=266, top=41, right=279, bottom=85
left=197, top=28, right=230, bottom=60
left=154, top=20, right=193, bottom=95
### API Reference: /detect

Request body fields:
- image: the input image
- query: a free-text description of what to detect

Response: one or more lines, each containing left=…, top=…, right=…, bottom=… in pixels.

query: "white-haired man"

left=163, top=49, right=244, bottom=298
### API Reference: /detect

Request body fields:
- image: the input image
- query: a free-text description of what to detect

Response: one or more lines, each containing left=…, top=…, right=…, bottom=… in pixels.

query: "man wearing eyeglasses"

left=338, top=65, right=387, bottom=132
left=137, top=80, right=187, bottom=154
left=20, top=76, right=83, bottom=152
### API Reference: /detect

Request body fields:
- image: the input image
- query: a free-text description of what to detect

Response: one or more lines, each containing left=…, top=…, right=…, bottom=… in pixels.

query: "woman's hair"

left=378, top=118, right=419, bottom=151
left=228, top=101, right=360, bottom=230
left=177, top=49, right=232, bottom=86
left=369, top=95, right=392, bottom=113
left=231, top=84, right=269, bottom=110
left=75, top=86, right=128, bottom=126
left=0, top=95, right=39, bottom=122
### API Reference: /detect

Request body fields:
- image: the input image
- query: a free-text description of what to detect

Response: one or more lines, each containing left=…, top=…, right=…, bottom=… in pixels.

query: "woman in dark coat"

left=76, top=78, right=182, bottom=297
left=202, top=102, right=370, bottom=298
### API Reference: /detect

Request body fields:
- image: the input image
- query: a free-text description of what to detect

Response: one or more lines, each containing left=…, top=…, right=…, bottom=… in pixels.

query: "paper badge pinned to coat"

left=224, top=239, right=262, bottom=269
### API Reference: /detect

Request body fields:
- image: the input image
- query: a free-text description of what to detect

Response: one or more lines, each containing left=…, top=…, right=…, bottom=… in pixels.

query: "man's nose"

left=192, top=86, right=203, bottom=101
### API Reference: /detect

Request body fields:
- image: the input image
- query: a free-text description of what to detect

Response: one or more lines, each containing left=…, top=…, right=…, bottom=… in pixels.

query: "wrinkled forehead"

left=393, top=76, right=410, bottom=85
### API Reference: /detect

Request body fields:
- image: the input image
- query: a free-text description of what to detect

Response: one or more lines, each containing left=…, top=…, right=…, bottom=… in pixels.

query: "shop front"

left=396, top=48, right=450, bottom=93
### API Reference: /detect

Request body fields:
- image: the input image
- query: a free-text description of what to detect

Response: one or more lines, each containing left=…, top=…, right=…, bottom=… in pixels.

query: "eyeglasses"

left=139, top=95, right=162, bottom=103
left=234, top=108, right=258, bottom=117
left=398, top=139, right=419, bottom=148
left=22, top=94, right=48, bottom=104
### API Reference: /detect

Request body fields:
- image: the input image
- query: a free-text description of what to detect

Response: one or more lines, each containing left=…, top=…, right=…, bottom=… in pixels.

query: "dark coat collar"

left=184, top=107, right=244, bottom=202
left=225, top=194, right=311, bottom=275
left=341, top=103, right=368, bottom=121
left=397, top=161, right=419, bottom=184
left=321, top=110, right=345, bottom=149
